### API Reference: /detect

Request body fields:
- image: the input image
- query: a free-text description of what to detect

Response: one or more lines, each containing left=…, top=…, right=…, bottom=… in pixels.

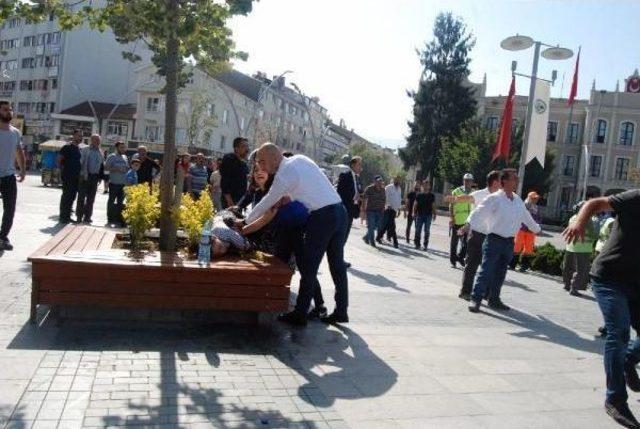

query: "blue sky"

left=229, top=0, right=640, bottom=149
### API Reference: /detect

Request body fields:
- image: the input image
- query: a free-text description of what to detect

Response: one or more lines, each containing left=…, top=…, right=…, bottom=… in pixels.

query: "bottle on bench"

left=198, top=219, right=212, bottom=265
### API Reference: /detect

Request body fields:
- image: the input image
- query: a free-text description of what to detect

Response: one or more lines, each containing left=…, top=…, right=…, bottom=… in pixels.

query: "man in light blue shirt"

left=76, top=134, right=104, bottom=223
left=0, top=101, right=25, bottom=251
left=104, top=141, right=129, bottom=227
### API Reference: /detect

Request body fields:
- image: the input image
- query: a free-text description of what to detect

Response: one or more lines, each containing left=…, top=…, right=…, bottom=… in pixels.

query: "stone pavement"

left=0, top=174, right=632, bottom=428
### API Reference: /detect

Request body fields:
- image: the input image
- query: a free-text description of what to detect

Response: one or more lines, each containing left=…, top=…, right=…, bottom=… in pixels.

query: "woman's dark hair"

left=249, top=164, right=274, bottom=193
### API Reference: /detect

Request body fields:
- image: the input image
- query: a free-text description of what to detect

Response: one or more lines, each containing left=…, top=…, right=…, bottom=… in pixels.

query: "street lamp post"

left=500, top=35, right=573, bottom=195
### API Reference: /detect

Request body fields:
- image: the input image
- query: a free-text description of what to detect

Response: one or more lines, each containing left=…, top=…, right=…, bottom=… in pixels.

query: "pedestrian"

left=404, top=180, right=421, bottom=243
left=57, top=129, right=84, bottom=224
left=595, top=214, right=615, bottom=255
left=458, top=170, right=501, bottom=301
left=510, top=191, right=541, bottom=272
left=562, top=201, right=597, bottom=296
left=413, top=181, right=436, bottom=250
left=0, top=101, right=26, bottom=251
left=377, top=176, right=402, bottom=248
left=244, top=143, right=348, bottom=326
left=76, top=134, right=104, bottom=224
left=209, top=157, right=223, bottom=212
left=219, top=137, right=250, bottom=208
left=101, top=149, right=109, bottom=194
left=336, top=155, right=363, bottom=268
left=104, top=141, right=129, bottom=227
left=563, top=189, right=640, bottom=428
left=188, top=152, right=208, bottom=200
left=449, top=173, right=474, bottom=268
left=126, top=159, right=141, bottom=186
left=468, top=169, right=541, bottom=312
left=361, top=176, right=385, bottom=248
left=132, top=145, right=160, bottom=190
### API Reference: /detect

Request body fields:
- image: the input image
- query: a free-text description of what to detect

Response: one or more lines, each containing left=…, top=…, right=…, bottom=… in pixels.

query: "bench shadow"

left=349, top=267, right=410, bottom=293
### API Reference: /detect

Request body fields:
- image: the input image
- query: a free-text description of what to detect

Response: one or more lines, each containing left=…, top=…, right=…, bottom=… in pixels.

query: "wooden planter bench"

left=27, top=225, right=293, bottom=324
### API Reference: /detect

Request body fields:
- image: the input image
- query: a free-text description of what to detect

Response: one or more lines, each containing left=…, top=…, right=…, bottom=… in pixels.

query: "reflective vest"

left=451, top=186, right=472, bottom=226
left=566, top=214, right=597, bottom=253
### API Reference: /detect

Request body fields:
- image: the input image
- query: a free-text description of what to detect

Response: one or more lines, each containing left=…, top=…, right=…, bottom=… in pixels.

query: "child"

left=126, top=158, right=141, bottom=186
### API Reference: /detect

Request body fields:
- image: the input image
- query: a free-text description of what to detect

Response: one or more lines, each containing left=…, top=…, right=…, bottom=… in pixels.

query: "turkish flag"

left=568, top=48, right=580, bottom=106
left=492, top=75, right=516, bottom=162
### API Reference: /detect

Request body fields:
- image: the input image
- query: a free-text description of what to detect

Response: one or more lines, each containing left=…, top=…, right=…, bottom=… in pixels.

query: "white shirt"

left=246, top=155, right=341, bottom=223
left=467, top=187, right=492, bottom=234
left=467, top=189, right=541, bottom=238
left=385, top=184, right=402, bottom=211
left=352, top=170, right=360, bottom=204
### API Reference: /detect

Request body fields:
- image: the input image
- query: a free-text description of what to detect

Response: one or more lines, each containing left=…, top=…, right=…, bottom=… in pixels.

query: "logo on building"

left=627, top=76, right=640, bottom=93
left=534, top=99, right=547, bottom=114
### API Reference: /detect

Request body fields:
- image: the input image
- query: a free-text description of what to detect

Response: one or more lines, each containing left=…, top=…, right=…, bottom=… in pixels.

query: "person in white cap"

left=448, top=173, right=474, bottom=268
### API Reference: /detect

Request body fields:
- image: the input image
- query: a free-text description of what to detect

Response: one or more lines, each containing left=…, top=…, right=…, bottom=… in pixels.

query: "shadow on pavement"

left=482, top=307, right=603, bottom=355
left=503, top=278, right=537, bottom=293
left=349, top=267, right=410, bottom=293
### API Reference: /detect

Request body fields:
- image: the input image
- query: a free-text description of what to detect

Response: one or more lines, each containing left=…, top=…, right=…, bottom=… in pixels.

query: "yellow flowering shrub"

left=123, top=184, right=160, bottom=249
left=179, top=189, right=215, bottom=250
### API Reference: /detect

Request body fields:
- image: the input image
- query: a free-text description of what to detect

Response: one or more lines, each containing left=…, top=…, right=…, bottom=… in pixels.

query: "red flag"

left=568, top=47, right=580, bottom=106
left=492, top=75, right=516, bottom=162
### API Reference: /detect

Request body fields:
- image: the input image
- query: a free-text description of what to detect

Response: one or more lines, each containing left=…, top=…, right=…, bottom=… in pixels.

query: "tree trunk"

left=158, top=0, right=179, bottom=252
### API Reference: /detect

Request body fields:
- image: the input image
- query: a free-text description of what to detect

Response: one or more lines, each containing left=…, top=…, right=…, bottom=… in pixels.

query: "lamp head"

left=500, top=34, right=534, bottom=51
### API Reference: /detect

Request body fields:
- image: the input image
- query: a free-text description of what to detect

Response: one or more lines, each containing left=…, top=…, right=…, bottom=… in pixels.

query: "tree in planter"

left=400, top=12, right=477, bottom=181
left=10, top=0, right=255, bottom=251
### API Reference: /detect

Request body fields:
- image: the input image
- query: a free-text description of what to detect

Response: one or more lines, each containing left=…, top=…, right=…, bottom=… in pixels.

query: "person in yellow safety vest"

left=562, top=201, right=598, bottom=296
left=449, top=173, right=474, bottom=268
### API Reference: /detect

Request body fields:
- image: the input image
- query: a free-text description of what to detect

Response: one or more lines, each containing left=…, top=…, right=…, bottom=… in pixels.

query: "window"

left=619, top=122, right=634, bottom=146
left=567, top=122, right=579, bottom=144
left=614, top=158, right=630, bottom=180
left=220, top=135, right=226, bottom=150
left=45, top=55, right=59, bottom=67
left=34, top=102, right=47, bottom=114
left=35, top=80, right=48, bottom=90
left=1, top=81, right=15, bottom=91
left=596, top=119, right=607, bottom=143
left=9, top=18, right=21, bottom=28
left=36, top=34, right=46, bottom=46
left=589, top=155, right=603, bottom=177
left=240, top=117, right=245, bottom=131
left=50, top=79, right=58, bottom=90
left=562, top=155, right=575, bottom=176
left=47, top=32, right=60, bottom=45
left=20, top=80, right=31, bottom=91
left=222, top=109, right=228, bottom=125
left=486, top=116, right=498, bottom=131
left=108, top=121, right=128, bottom=137
left=49, top=103, right=55, bottom=113
left=206, top=103, right=215, bottom=116
left=21, top=57, right=35, bottom=69
left=144, top=125, right=159, bottom=142
left=146, top=97, right=160, bottom=112
left=17, top=102, right=30, bottom=114
left=547, top=121, right=558, bottom=142
left=6, top=60, right=17, bottom=70
left=560, top=187, right=573, bottom=210
left=23, top=36, right=32, bottom=47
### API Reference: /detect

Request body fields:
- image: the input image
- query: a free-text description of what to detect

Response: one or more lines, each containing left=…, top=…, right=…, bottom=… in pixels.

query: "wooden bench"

left=27, top=225, right=294, bottom=324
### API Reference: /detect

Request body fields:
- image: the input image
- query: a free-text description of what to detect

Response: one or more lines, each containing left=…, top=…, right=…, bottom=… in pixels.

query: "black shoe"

left=625, top=358, right=640, bottom=392
left=376, top=239, right=383, bottom=245
left=422, top=246, right=428, bottom=251
left=321, top=312, right=349, bottom=324
left=458, top=258, right=466, bottom=267
left=598, top=326, right=608, bottom=337
left=468, top=300, right=481, bottom=313
left=83, top=219, right=93, bottom=224
left=308, top=306, right=328, bottom=319
left=277, top=311, right=307, bottom=327
left=563, top=285, right=570, bottom=291
left=362, top=237, right=369, bottom=245
left=344, top=262, right=352, bottom=269
left=605, top=401, right=640, bottom=428
left=0, top=239, right=13, bottom=251
left=450, top=262, right=457, bottom=269
left=569, top=290, right=582, bottom=297
left=488, top=300, right=510, bottom=311
left=393, top=243, right=398, bottom=249
left=458, top=292, right=471, bottom=301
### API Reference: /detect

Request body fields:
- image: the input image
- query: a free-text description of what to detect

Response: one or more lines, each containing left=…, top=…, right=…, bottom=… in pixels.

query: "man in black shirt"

left=413, top=181, right=436, bottom=250
left=220, top=137, right=250, bottom=208
left=404, top=180, right=421, bottom=243
left=57, top=129, right=83, bottom=224
left=133, top=146, right=160, bottom=188
left=564, top=189, right=640, bottom=428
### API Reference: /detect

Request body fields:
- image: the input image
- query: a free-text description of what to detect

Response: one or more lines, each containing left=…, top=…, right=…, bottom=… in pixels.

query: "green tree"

left=400, top=12, right=477, bottom=180
left=347, top=142, right=402, bottom=187
left=182, top=91, right=217, bottom=153
left=8, top=1, right=255, bottom=251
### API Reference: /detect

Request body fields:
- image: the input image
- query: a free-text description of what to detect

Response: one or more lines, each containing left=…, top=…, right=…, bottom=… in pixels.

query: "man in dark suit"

left=336, top=156, right=363, bottom=268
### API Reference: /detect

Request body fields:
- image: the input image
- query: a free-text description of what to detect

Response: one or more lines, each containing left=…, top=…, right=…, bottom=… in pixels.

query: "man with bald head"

left=245, top=143, right=349, bottom=326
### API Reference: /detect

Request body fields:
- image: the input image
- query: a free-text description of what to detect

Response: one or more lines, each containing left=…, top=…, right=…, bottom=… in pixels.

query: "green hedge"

left=530, top=243, right=565, bottom=276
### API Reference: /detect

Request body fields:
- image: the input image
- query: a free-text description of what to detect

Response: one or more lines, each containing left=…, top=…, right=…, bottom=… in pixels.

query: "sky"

left=229, top=0, right=640, bottom=150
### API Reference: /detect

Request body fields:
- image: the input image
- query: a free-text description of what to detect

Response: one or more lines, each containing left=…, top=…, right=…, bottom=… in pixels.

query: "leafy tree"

left=182, top=92, right=217, bottom=153
left=400, top=12, right=477, bottom=181
left=8, top=0, right=255, bottom=251
left=343, top=142, right=403, bottom=187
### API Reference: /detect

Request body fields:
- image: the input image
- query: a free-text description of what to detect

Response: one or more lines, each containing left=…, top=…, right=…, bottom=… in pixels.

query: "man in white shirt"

left=467, top=169, right=541, bottom=313
left=458, top=170, right=501, bottom=301
left=376, top=176, right=402, bottom=248
left=246, top=143, right=349, bottom=326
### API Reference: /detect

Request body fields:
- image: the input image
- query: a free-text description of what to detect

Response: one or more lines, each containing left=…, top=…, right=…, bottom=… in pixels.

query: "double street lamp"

left=500, top=34, right=573, bottom=195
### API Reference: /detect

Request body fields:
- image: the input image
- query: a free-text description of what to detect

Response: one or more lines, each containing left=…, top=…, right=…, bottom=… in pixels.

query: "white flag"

left=525, top=80, right=550, bottom=167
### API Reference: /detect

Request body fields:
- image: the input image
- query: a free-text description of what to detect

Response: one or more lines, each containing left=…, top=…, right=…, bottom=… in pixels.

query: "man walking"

left=188, top=153, right=209, bottom=200
left=361, top=176, right=385, bottom=248
left=458, top=170, right=501, bottom=301
left=336, top=156, right=362, bottom=267
left=76, top=134, right=103, bottom=224
left=404, top=180, right=421, bottom=243
left=220, top=137, right=250, bottom=208
left=413, top=181, right=436, bottom=250
left=377, top=176, right=402, bottom=248
left=246, top=143, right=348, bottom=326
left=564, top=189, right=640, bottom=429
left=105, top=141, right=129, bottom=227
left=58, top=129, right=83, bottom=224
left=449, top=173, right=474, bottom=268
left=0, top=101, right=25, bottom=251
left=468, top=169, right=540, bottom=312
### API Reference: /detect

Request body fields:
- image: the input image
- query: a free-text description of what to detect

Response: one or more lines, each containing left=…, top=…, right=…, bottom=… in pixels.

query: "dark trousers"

left=461, top=230, right=486, bottom=295
left=0, top=175, right=17, bottom=241
left=107, top=184, right=125, bottom=225
left=294, top=203, right=349, bottom=317
left=562, top=251, right=590, bottom=292
left=376, top=208, right=398, bottom=245
left=76, top=174, right=100, bottom=222
left=414, top=214, right=432, bottom=248
left=406, top=213, right=414, bottom=241
left=592, top=280, right=640, bottom=405
left=471, top=234, right=514, bottom=304
left=345, top=216, right=354, bottom=243
left=59, top=175, right=79, bottom=222
left=450, top=224, right=468, bottom=264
